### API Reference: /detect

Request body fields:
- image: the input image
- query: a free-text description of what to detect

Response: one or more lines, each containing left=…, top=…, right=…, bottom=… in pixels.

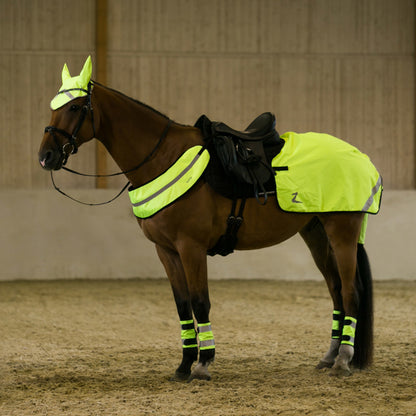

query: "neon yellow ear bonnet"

left=50, top=56, right=92, bottom=110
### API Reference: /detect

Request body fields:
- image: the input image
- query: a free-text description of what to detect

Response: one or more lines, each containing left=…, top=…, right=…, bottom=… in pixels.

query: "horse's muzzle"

left=38, top=148, right=64, bottom=171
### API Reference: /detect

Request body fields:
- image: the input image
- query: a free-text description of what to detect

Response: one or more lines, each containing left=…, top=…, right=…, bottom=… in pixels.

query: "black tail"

left=352, top=243, right=374, bottom=369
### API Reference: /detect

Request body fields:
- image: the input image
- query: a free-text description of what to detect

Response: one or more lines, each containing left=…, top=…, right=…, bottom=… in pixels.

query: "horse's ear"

left=79, top=55, right=92, bottom=85
left=61, top=63, right=71, bottom=82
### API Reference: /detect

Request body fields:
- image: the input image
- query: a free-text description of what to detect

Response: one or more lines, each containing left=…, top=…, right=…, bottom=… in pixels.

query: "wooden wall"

left=0, top=0, right=96, bottom=189
left=1, top=0, right=414, bottom=190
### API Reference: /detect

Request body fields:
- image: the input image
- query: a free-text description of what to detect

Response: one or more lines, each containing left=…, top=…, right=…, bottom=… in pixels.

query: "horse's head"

left=38, top=56, right=97, bottom=170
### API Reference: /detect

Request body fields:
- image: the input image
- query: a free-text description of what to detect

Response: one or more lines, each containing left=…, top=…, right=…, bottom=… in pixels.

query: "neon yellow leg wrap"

left=332, top=310, right=342, bottom=339
left=180, top=319, right=198, bottom=349
left=341, top=316, right=357, bottom=346
left=197, top=322, right=215, bottom=350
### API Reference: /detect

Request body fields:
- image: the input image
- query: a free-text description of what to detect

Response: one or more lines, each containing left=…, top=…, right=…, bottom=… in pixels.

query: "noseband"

left=44, top=82, right=96, bottom=166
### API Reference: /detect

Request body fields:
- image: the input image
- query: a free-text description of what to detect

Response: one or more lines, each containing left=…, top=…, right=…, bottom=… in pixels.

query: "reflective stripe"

left=64, top=90, right=75, bottom=100
left=361, top=175, right=382, bottom=212
left=198, top=323, right=212, bottom=333
left=198, top=323, right=215, bottom=350
left=199, top=339, right=215, bottom=349
left=132, top=150, right=203, bottom=208
left=129, top=146, right=210, bottom=219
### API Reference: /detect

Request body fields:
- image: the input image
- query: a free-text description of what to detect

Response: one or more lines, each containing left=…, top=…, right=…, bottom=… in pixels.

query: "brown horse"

left=38, top=65, right=375, bottom=381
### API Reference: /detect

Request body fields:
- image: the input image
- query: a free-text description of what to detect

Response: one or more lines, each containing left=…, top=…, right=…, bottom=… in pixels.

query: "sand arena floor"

left=0, top=279, right=415, bottom=415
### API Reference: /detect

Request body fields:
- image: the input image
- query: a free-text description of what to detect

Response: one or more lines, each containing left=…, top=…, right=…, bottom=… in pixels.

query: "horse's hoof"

left=169, top=371, right=191, bottom=382
left=187, top=363, right=211, bottom=382
left=187, top=372, right=211, bottom=382
left=316, top=360, right=333, bottom=370
left=329, top=366, right=352, bottom=377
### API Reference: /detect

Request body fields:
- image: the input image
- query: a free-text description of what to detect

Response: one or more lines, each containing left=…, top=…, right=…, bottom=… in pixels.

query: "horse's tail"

left=352, top=243, right=374, bottom=369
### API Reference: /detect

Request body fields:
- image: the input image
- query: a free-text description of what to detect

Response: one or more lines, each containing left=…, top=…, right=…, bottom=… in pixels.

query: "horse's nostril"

left=39, top=150, right=54, bottom=169
left=44, top=150, right=52, bottom=161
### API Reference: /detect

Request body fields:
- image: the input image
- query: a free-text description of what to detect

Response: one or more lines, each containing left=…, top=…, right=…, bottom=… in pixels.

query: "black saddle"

left=195, top=113, right=285, bottom=203
left=213, top=112, right=278, bottom=142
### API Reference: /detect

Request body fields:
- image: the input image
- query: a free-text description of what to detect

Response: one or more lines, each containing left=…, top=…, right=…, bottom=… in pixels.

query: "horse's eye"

left=70, top=104, right=80, bottom=112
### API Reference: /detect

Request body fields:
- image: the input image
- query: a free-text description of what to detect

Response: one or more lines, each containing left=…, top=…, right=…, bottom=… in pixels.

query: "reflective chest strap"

left=129, top=145, right=210, bottom=219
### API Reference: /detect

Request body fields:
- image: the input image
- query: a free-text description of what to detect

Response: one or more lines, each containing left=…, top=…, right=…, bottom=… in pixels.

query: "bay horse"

left=38, top=58, right=375, bottom=380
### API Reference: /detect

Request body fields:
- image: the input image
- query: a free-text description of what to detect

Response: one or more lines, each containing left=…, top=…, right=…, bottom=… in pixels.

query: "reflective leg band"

left=197, top=322, right=215, bottom=350
left=180, top=319, right=198, bottom=349
left=341, top=316, right=357, bottom=346
left=331, top=310, right=343, bottom=339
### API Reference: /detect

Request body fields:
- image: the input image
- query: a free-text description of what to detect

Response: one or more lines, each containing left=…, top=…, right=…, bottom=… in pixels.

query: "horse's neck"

left=93, top=85, right=201, bottom=187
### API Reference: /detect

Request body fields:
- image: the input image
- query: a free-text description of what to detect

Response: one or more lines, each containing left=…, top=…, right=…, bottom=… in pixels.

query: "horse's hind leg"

left=300, top=217, right=343, bottom=369
left=320, top=212, right=369, bottom=376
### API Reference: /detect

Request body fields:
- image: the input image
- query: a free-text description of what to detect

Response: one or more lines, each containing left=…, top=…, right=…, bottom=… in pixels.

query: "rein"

left=46, top=81, right=173, bottom=206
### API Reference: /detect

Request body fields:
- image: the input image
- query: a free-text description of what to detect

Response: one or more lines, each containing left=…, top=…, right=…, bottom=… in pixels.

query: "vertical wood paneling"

left=0, top=0, right=95, bottom=189
left=105, top=0, right=415, bottom=189
left=258, top=0, right=310, bottom=53
left=30, top=55, right=97, bottom=189
left=107, top=0, right=415, bottom=54
left=360, top=57, right=415, bottom=186
left=108, top=0, right=262, bottom=53
left=95, top=0, right=108, bottom=188
left=0, top=0, right=95, bottom=51
left=0, top=54, right=32, bottom=188
left=0, top=0, right=415, bottom=189
left=363, top=0, right=415, bottom=54
left=107, top=53, right=414, bottom=188
left=0, top=54, right=97, bottom=189
left=304, top=0, right=415, bottom=54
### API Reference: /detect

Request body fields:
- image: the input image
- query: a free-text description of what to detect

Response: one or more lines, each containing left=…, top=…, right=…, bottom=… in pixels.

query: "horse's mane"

left=92, top=80, right=170, bottom=121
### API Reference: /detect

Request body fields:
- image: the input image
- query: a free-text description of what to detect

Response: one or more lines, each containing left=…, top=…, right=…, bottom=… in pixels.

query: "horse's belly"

left=233, top=198, right=314, bottom=250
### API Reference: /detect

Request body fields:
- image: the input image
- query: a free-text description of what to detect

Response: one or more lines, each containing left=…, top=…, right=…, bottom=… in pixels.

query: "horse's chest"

left=137, top=217, right=176, bottom=250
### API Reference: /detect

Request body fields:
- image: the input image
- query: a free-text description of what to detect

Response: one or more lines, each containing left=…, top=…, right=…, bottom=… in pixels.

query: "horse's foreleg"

left=178, top=244, right=215, bottom=382
left=155, top=245, right=198, bottom=381
left=300, top=217, right=343, bottom=369
left=320, top=213, right=364, bottom=376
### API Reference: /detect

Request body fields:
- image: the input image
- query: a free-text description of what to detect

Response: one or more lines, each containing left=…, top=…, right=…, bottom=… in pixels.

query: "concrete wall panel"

left=1, top=189, right=414, bottom=281
left=1, top=0, right=414, bottom=189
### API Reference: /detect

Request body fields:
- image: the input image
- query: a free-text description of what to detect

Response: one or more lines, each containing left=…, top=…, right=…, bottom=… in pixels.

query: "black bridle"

left=44, top=82, right=96, bottom=166
left=44, top=80, right=172, bottom=206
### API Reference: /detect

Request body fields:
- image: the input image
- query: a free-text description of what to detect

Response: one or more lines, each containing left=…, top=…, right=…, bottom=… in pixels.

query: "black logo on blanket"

left=291, top=192, right=302, bottom=204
